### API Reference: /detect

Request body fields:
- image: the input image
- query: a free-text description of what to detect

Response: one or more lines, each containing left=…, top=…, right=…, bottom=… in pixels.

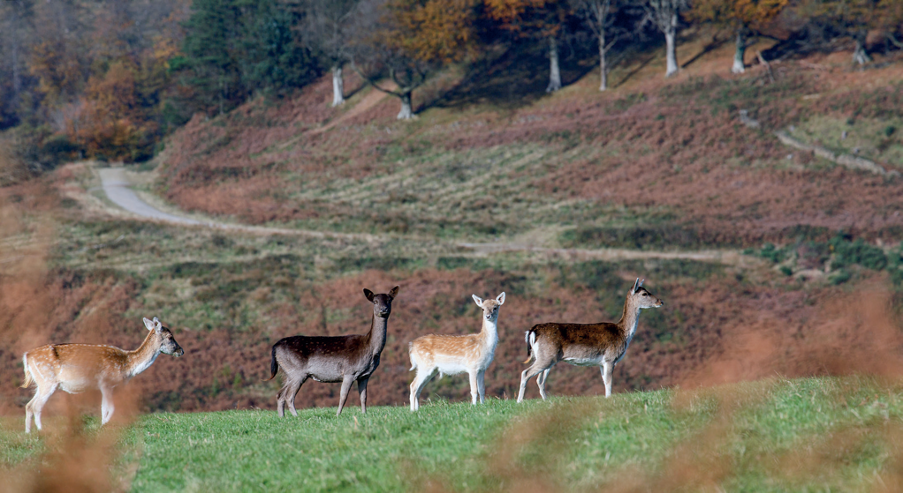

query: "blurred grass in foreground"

left=2, top=375, right=899, bottom=492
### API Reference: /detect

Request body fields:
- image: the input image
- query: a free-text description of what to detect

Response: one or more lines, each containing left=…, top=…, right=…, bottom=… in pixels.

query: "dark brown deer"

left=517, top=278, right=662, bottom=402
left=265, top=286, right=399, bottom=417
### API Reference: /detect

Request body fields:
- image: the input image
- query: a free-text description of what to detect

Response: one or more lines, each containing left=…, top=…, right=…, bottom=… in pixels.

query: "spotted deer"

left=21, top=317, right=184, bottom=433
left=265, top=286, right=399, bottom=417
left=408, top=292, right=505, bottom=411
left=517, top=279, right=662, bottom=402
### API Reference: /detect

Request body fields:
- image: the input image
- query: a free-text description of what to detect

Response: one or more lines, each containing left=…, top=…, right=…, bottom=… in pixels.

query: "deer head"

left=472, top=292, right=506, bottom=321
left=364, top=286, right=399, bottom=318
left=142, top=317, right=185, bottom=356
left=629, top=278, right=663, bottom=309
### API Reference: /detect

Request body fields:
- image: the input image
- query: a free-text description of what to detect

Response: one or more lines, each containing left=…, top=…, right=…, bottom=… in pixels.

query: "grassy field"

left=1, top=376, right=901, bottom=492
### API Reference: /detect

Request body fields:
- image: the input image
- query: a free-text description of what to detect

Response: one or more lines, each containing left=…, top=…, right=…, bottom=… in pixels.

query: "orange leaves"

left=688, top=0, right=788, bottom=29
left=29, top=40, right=85, bottom=107
left=379, top=0, right=480, bottom=64
left=484, top=0, right=567, bottom=38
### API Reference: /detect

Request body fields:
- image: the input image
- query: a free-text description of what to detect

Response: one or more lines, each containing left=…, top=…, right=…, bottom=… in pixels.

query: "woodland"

left=0, top=0, right=900, bottom=174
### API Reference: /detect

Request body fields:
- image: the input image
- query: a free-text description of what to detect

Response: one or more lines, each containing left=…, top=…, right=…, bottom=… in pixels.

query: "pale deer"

left=21, top=316, right=184, bottom=433
left=517, top=279, right=662, bottom=403
left=408, top=292, right=505, bottom=411
left=265, top=286, right=399, bottom=417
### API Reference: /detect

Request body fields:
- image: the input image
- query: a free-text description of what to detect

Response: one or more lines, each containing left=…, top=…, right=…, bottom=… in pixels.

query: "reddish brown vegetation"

left=156, top=53, right=901, bottom=243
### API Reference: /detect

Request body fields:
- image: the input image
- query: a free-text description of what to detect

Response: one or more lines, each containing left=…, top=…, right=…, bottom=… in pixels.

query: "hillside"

left=2, top=377, right=901, bottom=491
left=0, top=30, right=901, bottom=420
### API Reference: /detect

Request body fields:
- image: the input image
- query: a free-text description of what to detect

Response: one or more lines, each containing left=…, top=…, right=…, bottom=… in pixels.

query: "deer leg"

left=336, top=377, right=354, bottom=416
left=537, top=368, right=550, bottom=400
left=518, top=361, right=550, bottom=403
left=286, top=376, right=307, bottom=418
left=469, top=371, right=479, bottom=405
left=357, top=377, right=369, bottom=414
left=31, top=385, right=57, bottom=432
left=409, top=368, right=434, bottom=412
left=25, top=388, right=39, bottom=433
left=477, top=370, right=486, bottom=404
left=601, top=361, right=614, bottom=398
left=100, top=386, right=115, bottom=425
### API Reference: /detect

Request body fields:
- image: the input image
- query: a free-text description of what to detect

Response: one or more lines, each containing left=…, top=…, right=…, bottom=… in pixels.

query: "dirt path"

left=457, top=242, right=754, bottom=266
left=98, top=168, right=376, bottom=240
left=277, top=81, right=398, bottom=151
left=97, top=168, right=758, bottom=267
left=310, top=81, right=398, bottom=135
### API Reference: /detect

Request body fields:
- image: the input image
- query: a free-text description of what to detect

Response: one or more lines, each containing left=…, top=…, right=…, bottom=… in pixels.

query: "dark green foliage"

left=759, top=243, right=787, bottom=263
left=560, top=224, right=712, bottom=250
left=829, top=269, right=851, bottom=285
left=436, top=257, right=491, bottom=271
left=829, top=234, right=888, bottom=270
left=174, top=0, right=320, bottom=115
left=243, top=5, right=318, bottom=95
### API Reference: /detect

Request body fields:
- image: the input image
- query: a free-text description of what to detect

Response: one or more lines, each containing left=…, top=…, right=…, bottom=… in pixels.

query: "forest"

left=0, top=0, right=900, bottom=173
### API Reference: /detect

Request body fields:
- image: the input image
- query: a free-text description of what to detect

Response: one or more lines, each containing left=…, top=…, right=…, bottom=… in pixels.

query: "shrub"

left=829, top=235, right=888, bottom=271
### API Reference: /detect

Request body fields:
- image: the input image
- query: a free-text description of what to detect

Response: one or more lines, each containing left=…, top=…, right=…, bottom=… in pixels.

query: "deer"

left=265, top=286, right=399, bottom=417
left=408, top=292, right=505, bottom=412
left=20, top=316, right=184, bottom=433
left=517, top=279, right=662, bottom=403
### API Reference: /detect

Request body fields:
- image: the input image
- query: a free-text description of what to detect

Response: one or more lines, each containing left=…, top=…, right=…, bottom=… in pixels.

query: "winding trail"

left=98, top=168, right=376, bottom=240
left=101, top=168, right=203, bottom=226
left=97, top=168, right=754, bottom=267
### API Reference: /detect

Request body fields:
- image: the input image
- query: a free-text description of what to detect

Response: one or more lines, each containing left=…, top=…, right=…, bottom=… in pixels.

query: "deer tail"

left=522, top=330, right=536, bottom=365
left=408, top=341, right=417, bottom=372
left=263, top=344, right=279, bottom=381
left=21, top=353, right=34, bottom=388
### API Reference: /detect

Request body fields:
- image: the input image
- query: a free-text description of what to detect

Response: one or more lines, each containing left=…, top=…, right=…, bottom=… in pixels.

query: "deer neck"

left=366, top=314, right=389, bottom=355
left=479, top=315, right=499, bottom=348
left=617, top=295, right=642, bottom=346
left=126, top=331, right=162, bottom=378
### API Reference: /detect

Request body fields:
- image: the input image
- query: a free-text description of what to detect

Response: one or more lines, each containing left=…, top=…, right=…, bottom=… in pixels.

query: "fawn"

left=21, top=316, right=184, bottom=432
left=408, top=292, right=505, bottom=411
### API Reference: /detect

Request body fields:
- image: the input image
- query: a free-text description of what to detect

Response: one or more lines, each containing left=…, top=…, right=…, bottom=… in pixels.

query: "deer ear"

left=143, top=317, right=155, bottom=331
left=389, top=286, right=399, bottom=298
left=638, top=279, right=645, bottom=289
left=496, top=292, right=506, bottom=305
left=363, top=288, right=375, bottom=302
left=472, top=294, right=483, bottom=306
left=631, top=278, right=640, bottom=293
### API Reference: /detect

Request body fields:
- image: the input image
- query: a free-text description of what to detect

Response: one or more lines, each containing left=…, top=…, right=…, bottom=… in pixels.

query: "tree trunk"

left=599, top=31, right=608, bottom=91
left=546, top=35, right=562, bottom=93
left=331, top=65, right=345, bottom=106
left=852, top=30, right=871, bottom=65
left=732, top=29, right=746, bottom=74
left=397, top=91, right=413, bottom=120
left=665, top=28, right=678, bottom=77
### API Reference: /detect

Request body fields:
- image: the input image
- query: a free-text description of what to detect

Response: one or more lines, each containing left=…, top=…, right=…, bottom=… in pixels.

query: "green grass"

left=788, top=115, right=903, bottom=169
left=3, top=376, right=899, bottom=492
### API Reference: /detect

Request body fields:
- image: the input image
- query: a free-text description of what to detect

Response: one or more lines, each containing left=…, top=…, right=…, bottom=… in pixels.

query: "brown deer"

left=265, top=286, right=399, bottom=417
left=21, top=316, right=184, bottom=433
left=517, top=279, right=662, bottom=403
left=408, top=292, right=505, bottom=411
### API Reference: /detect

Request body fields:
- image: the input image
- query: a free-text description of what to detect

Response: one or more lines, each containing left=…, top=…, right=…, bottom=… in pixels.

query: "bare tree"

left=571, top=0, right=631, bottom=91
left=306, top=0, right=359, bottom=106
left=641, top=0, right=688, bottom=77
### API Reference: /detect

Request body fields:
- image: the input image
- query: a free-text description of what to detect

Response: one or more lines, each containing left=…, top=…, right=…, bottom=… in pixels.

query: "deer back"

left=29, top=344, right=131, bottom=391
left=532, top=322, right=626, bottom=360
left=274, top=334, right=375, bottom=382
